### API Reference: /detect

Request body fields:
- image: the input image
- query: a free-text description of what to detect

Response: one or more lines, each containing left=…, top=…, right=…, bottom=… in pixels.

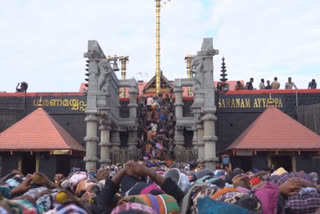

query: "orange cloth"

left=211, top=188, right=239, bottom=200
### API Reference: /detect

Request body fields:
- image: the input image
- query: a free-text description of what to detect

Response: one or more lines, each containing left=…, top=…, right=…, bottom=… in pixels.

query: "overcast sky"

left=1, top=0, right=320, bottom=92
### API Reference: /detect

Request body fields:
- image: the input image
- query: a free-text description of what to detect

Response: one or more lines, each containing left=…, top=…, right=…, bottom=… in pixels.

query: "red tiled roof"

left=227, top=107, right=320, bottom=152
left=79, top=83, right=88, bottom=93
left=0, top=108, right=85, bottom=153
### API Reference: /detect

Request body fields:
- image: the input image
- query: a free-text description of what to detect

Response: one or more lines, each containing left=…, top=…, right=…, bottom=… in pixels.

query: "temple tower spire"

left=220, top=56, right=228, bottom=87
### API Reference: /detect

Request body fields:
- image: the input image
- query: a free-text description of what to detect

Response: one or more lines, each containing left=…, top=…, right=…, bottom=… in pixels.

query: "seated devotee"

left=265, top=80, right=272, bottom=89
left=235, top=81, right=245, bottom=90
left=308, top=79, right=317, bottom=89
left=16, top=82, right=28, bottom=93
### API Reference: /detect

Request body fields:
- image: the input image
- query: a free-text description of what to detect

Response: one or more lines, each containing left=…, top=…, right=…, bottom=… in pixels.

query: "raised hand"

left=279, top=178, right=304, bottom=196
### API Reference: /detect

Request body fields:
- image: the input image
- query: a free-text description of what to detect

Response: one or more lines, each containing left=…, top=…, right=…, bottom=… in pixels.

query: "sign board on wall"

left=217, top=94, right=285, bottom=112
left=30, top=96, right=87, bottom=114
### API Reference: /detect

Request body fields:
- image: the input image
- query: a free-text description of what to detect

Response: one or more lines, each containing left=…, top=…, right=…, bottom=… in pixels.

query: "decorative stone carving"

left=175, top=124, right=184, bottom=131
left=98, top=112, right=109, bottom=131
left=84, top=50, right=104, bottom=60
left=128, top=104, right=138, bottom=108
left=191, top=56, right=205, bottom=92
left=201, top=113, right=217, bottom=122
left=84, top=114, right=98, bottom=122
left=192, top=92, right=205, bottom=107
left=83, top=40, right=105, bottom=59
left=198, top=38, right=219, bottom=57
left=83, top=157, right=99, bottom=162
left=84, top=136, right=99, bottom=142
left=98, top=59, right=112, bottom=93
left=127, top=125, right=138, bottom=160
left=202, top=136, right=218, bottom=142
left=128, top=125, right=138, bottom=132
left=128, top=87, right=139, bottom=94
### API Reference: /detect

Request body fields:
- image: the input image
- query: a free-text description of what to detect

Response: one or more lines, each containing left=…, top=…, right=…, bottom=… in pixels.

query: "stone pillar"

left=191, top=91, right=205, bottom=163
left=128, top=86, right=138, bottom=119
left=174, top=87, right=184, bottom=119
left=127, top=83, right=138, bottom=161
left=198, top=38, right=219, bottom=170
left=174, top=124, right=185, bottom=162
left=83, top=41, right=106, bottom=171
left=193, top=92, right=205, bottom=107
left=99, top=113, right=111, bottom=167
left=84, top=111, right=99, bottom=171
left=192, top=127, right=198, bottom=161
left=202, top=112, right=218, bottom=170
left=110, top=128, right=121, bottom=163
left=128, top=125, right=138, bottom=160
left=196, top=124, right=204, bottom=162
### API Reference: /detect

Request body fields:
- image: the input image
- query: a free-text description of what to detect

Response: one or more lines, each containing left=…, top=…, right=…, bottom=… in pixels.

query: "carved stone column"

left=83, top=41, right=106, bottom=171
left=110, top=128, right=121, bottom=163
left=99, top=112, right=111, bottom=167
left=174, top=124, right=185, bottom=162
left=192, top=127, right=198, bottom=161
left=198, top=38, right=219, bottom=170
left=127, top=125, right=138, bottom=160
left=84, top=111, right=99, bottom=171
left=193, top=92, right=205, bottom=107
left=197, top=124, right=204, bottom=162
left=174, top=87, right=184, bottom=119
left=202, top=112, right=218, bottom=170
left=128, top=86, right=138, bottom=119
left=191, top=88, right=205, bottom=163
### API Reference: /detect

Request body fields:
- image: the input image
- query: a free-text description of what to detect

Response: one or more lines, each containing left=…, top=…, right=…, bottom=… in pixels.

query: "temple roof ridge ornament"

left=268, top=93, right=275, bottom=107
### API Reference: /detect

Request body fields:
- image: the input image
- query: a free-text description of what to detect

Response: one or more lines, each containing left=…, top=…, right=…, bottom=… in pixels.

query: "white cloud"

left=0, top=0, right=319, bottom=92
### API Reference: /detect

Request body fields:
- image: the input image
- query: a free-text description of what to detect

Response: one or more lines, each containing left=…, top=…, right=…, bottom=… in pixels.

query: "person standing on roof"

left=285, top=77, right=297, bottom=89
left=259, top=79, right=265, bottom=89
left=271, top=77, right=280, bottom=89
left=245, top=78, right=254, bottom=90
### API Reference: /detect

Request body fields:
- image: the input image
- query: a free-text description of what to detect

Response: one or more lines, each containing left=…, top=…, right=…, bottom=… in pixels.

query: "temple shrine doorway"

left=270, top=155, right=292, bottom=172
left=21, top=153, right=36, bottom=175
